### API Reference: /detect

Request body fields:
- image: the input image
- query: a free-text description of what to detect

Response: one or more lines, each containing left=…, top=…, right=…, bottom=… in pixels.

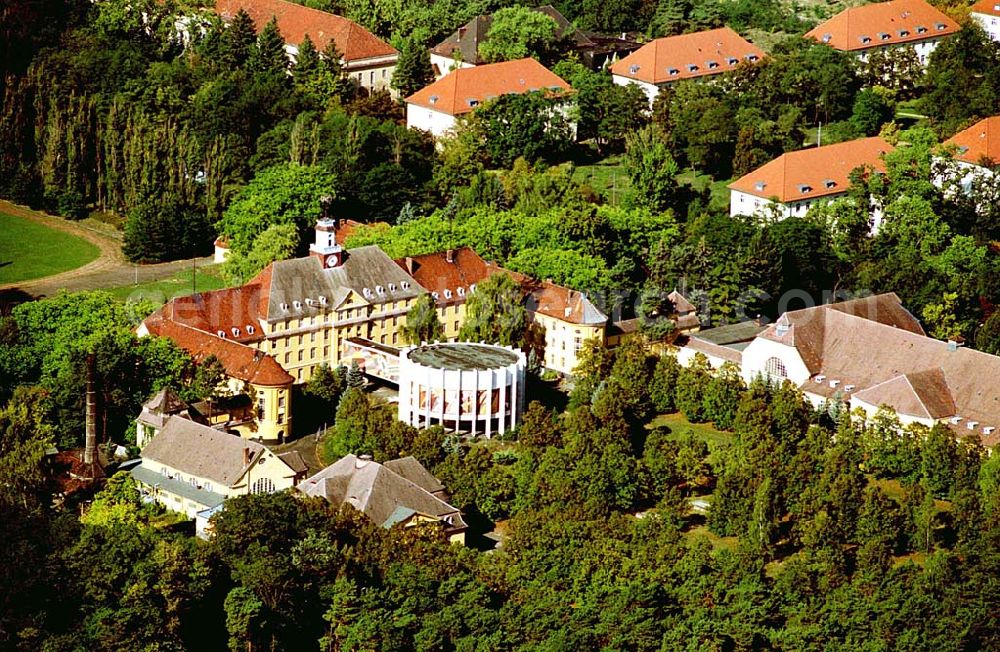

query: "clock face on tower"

left=325, top=254, right=339, bottom=268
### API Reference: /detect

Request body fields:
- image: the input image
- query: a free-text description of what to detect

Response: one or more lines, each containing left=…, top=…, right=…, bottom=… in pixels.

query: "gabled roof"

left=943, top=116, right=1000, bottom=166
left=805, top=0, right=959, bottom=52
left=757, top=293, right=1000, bottom=442
left=971, top=0, right=1000, bottom=17
left=327, top=246, right=425, bottom=305
left=852, top=369, right=956, bottom=420
left=214, top=0, right=397, bottom=62
left=298, top=454, right=466, bottom=531
left=142, top=315, right=293, bottom=386
left=728, top=137, right=894, bottom=203
left=140, top=416, right=292, bottom=488
left=405, top=58, right=571, bottom=116
left=485, top=263, right=608, bottom=326
left=430, top=5, right=594, bottom=66
left=668, top=290, right=696, bottom=314
left=163, top=286, right=266, bottom=344
left=383, top=456, right=445, bottom=495
left=610, top=27, right=764, bottom=85
left=143, top=387, right=187, bottom=416
left=137, top=387, right=190, bottom=430
left=250, top=247, right=425, bottom=322
left=395, top=247, right=491, bottom=304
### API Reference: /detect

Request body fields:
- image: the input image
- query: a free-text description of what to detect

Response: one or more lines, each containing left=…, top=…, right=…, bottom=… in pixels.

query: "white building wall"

left=406, top=104, right=458, bottom=138
left=397, top=345, right=526, bottom=437
left=973, top=12, right=1000, bottom=43
left=729, top=190, right=827, bottom=220
left=740, top=337, right=811, bottom=386
left=611, top=75, right=660, bottom=106
left=854, top=37, right=943, bottom=66
left=429, top=53, right=475, bottom=79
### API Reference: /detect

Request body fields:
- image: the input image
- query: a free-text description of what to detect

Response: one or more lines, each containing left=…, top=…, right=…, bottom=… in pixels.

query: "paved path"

left=0, top=200, right=212, bottom=298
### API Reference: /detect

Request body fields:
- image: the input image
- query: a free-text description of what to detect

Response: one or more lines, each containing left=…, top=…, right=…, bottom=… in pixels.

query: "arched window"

left=764, top=357, right=787, bottom=380
left=251, top=478, right=275, bottom=495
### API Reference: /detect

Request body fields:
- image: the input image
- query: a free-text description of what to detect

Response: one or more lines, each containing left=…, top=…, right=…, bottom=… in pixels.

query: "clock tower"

left=309, top=218, right=344, bottom=269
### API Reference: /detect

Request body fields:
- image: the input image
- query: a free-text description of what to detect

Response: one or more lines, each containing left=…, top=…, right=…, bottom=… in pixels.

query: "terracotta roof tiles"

left=729, top=137, right=894, bottom=203
left=395, top=247, right=491, bottom=304
left=143, top=315, right=293, bottom=386
left=214, top=0, right=397, bottom=63
left=405, top=58, right=571, bottom=116
left=805, top=0, right=959, bottom=51
left=943, top=116, right=1000, bottom=166
left=610, top=27, right=765, bottom=85
left=971, top=0, right=1000, bottom=17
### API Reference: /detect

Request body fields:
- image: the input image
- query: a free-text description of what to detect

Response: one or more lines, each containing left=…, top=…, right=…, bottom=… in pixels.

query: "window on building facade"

left=310, top=347, right=316, bottom=358
left=764, top=357, right=787, bottom=380
left=251, top=478, right=275, bottom=494
left=257, top=397, right=265, bottom=420
left=298, top=350, right=304, bottom=362
left=284, top=352, right=290, bottom=364
left=310, top=332, right=316, bottom=342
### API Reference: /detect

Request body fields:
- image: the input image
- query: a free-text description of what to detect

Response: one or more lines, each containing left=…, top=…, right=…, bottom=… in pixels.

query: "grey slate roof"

left=137, top=387, right=188, bottom=429
left=430, top=6, right=594, bottom=66
left=261, top=247, right=425, bottom=322
left=383, top=456, right=445, bottom=494
left=327, top=246, right=425, bottom=304
left=263, top=257, right=343, bottom=322
left=131, top=464, right=226, bottom=509
left=298, top=454, right=466, bottom=531
left=140, top=416, right=269, bottom=488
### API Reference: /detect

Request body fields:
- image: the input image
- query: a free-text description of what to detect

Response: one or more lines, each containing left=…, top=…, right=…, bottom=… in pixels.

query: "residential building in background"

left=728, top=137, right=894, bottom=223
left=971, top=0, right=1000, bottom=42
left=805, top=0, right=958, bottom=65
left=610, top=27, right=765, bottom=105
left=428, top=5, right=639, bottom=78
left=405, top=58, right=572, bottom=138
left=214, top=0, right=398, bottom=94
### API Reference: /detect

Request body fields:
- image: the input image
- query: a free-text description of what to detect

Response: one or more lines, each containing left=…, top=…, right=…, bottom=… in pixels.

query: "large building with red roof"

left=728, top=137, right=894, bottom=223
left=805, top=0, right=958, bottom=65
left=971, top=0, right=1000, bottom=43
left=610, top=27, right=765, bottom=105
left=140, top=223, right=624, bottom=438
left=215, top=0, right=398, bottom=94
left=404, top=58, right=572, bottom=138
left=942, top=116, right=1000, bottom=168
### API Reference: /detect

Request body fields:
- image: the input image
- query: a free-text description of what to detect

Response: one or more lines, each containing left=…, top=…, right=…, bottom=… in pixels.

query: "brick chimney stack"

left=84, top=353, right=98, bottom=469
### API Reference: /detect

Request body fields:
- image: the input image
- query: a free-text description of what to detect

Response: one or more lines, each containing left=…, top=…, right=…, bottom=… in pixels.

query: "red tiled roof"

left=943, top=116, right=1000, bottom=166
left=164, top=286, right=266, bottom=344
left=971, top=0, right=1000, bottom=17
left=214, top=0, right=397, bottom=63
left=144, top=315, right=293, bottom=386
left=729, top=137, right=894, bottom=203
left=805, top=0, right=959, bottom=51
left=395, top=248, right=491, bottom=303
left=488, top=264, right=607, bottom=325
left=405, top=58, right=571, bottom=116
left=610, top=27, right=764, bottom=85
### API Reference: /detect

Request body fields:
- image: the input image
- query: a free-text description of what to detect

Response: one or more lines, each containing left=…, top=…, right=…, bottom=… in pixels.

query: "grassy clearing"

left=570, top=156, right=632, bottom=204
left=109, top=265, right=228, bottom=304
left=0, top=211, right=100, bottom=284
left=649, top=412, right=734, bottom=450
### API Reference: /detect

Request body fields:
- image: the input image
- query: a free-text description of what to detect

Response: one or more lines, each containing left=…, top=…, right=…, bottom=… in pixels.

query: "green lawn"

left=649, top=412, right=734, bottom=450
left=570, top=156, right=632, bottom=205
left=0, top=211, right=100, bottom=284
left=109, top=265, right=228, bottom=304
